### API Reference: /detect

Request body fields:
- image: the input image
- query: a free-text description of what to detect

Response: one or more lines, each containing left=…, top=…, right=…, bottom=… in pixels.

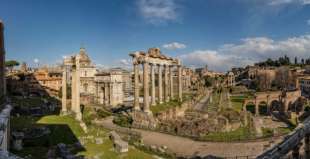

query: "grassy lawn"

left=202, top=127, right=254, bottom=142
left=11, top=115, right=156, bottom=159
left=150, top=100, right=182, bottom=115
left=230, top=95, right=245, bottom=112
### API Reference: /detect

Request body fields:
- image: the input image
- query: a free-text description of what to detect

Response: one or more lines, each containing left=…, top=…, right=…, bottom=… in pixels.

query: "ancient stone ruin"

left=130, top=48, right=183, bottom=114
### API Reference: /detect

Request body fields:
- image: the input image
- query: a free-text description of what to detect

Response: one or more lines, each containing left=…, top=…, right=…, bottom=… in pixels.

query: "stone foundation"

left=132, top=111, right=157, bottom=130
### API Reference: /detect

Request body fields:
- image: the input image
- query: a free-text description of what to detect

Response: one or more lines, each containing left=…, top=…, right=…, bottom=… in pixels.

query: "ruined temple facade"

left=130, top=48, right=183, bottom=115
left=0, top=20, right=5, bottom=98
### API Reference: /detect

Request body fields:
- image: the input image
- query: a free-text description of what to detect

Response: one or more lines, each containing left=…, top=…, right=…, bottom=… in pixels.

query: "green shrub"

left=113, top=115, right=133, bottom=127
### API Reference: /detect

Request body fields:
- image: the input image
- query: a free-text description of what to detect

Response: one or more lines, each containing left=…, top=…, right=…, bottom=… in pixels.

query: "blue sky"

left=1, top=0, right=310, bottom=71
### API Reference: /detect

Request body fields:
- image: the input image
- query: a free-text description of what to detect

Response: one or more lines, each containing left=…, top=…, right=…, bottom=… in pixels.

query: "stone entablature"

left=130, top=48, right=183, bottom=115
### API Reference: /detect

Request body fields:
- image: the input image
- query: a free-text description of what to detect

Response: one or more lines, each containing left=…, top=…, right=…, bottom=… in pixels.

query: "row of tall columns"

left=133, top=62, right=183, bottom=114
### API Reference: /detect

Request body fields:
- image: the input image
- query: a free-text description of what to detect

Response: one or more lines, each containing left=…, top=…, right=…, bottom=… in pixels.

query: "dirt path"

left=98, top=117, right=282, bottom=158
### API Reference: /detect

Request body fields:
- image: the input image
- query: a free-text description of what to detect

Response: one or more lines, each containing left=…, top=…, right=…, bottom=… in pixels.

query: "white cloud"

left=268, top=0, right=293, bottom=5
left=34, top=58, right=39, bottom=64
left=302, top=0, right=310, bottom=4
left=162, top=42, right=186, bottom=50
left=137, top=0, right=179, bottom=24
left=268, top=0, right=310, bottom=5
left=119, top=59, right=131, bottom=66
left=180, top=35, right=310, bottom=72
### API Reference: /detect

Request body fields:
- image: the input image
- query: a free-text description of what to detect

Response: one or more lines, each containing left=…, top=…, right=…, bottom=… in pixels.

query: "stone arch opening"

left=270, top=100, right=281, bottom=112
left=245, top=102, right=256, bottom=114
left=258, top=101, right=268, bottom=116
left=292, top=98, right=305, bottom=113
left=83, top=83, right=88, bottom=92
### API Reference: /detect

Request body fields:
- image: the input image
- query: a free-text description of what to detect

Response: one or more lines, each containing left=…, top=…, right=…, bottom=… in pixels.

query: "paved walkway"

left=193, top=90, right=211, bottom=111
left=98, top=117, right=282, bottom=158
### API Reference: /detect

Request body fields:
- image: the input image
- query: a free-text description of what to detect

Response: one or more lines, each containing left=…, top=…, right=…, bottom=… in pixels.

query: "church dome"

left=76, top=47, right=91, bottom=65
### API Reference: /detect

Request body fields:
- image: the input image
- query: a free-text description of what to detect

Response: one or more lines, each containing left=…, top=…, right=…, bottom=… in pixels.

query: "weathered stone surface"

left=131, top=111, right=157, bottom=129
left=12, top=132, right=24, bottom=151
left=95, top=138, right=103, bottom=145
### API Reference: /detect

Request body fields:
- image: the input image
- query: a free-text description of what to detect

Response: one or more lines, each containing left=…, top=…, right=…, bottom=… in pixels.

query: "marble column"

left=305, top=134, right=310, bottom=159
left=133, top=63, right=140, bottom=110
left=178, top=66, right=183, bottom=101
left=109, top=83, right=113, bottom=106
left=143, top=62, right=151, bottom=114
left=71, top=68, right=76, bottom=113
left=151, top=64, right=156, bottom=106
left=104, top=83, right=109, bottom=105
left=164, top=65, right=169, bottom=102
left=170, top=66, right=174, bottom=100
left=158, top=65, right=163, bottom=104
left=75, top=62, right=82, bottom=121
left=61, top=66, right=67, bottom=113
left=255, top=103, right=259, bottom=116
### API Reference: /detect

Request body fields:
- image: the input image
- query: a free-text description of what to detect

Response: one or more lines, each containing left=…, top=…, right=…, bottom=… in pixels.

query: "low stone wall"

left=156, top=100, right=193, bottom=121
left=156, top=91, right=206, bottom=121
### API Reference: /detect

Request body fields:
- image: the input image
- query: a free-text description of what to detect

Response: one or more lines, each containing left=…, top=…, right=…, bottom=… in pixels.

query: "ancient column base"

left=75, top=112, right=82, bottom=121
left=144, top=110, right=153, bottom=116
left=60, top=110, right=68, bottom=116
left=134, top=106, right=141, bottom=111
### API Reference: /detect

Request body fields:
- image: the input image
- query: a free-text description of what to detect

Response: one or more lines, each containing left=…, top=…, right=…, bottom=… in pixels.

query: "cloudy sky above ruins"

left=1, top=0, right=310, bottom=71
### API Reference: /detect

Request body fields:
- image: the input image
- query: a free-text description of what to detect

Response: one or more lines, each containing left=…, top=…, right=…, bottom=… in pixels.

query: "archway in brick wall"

left=258, top=101, right=268, bottom=116
left=245, top=102, right=256, bottom=114
left=270, top=100, right=282, bottom=112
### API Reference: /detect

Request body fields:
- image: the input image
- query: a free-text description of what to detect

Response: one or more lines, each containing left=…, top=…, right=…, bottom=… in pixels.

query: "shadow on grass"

left=7, top=72, right=86, bottom=158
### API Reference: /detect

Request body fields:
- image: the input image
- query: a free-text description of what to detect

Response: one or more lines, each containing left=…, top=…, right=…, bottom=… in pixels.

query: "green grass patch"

left=202, top=127, right=254, bottom=142
left=11, top=115, right=156, bottom=159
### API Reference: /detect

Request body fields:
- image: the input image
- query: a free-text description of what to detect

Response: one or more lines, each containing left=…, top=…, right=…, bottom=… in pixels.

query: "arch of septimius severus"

left=130, top=48, right=183, bottom=115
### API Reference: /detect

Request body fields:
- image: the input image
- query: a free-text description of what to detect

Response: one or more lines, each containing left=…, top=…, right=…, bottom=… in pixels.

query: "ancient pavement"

left=193, top=89, right=211, bottom=111
left=98, top=117, right=283, bottom=158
